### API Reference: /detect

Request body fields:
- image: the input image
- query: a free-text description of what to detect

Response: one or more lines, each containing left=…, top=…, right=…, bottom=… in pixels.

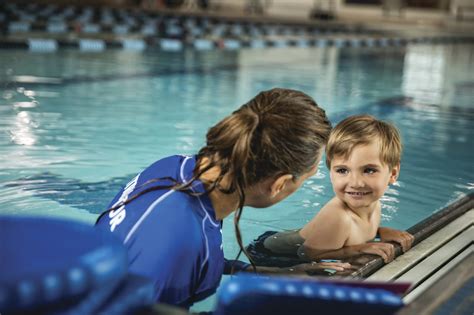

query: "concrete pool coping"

left=396, top=250, right=473, bottom=314
left=368, top=210, right=473, bottom=285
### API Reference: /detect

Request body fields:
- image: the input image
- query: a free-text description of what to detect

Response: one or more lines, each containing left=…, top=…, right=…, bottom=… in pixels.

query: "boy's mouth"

left=346, top=191, right=371, bottom=196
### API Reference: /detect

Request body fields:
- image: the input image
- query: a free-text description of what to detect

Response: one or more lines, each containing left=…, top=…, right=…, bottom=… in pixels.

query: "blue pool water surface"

left=1, top=44, right=473, bottom=311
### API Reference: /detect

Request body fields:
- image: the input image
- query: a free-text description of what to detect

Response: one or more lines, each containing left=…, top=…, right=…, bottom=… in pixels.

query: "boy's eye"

left=335, top=168, right=348, bottom=175
left=364, top=168, right=378, bottom=174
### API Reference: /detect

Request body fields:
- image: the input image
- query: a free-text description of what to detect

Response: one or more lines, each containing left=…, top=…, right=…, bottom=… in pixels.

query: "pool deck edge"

left=368, top=209, right=474, bottom=281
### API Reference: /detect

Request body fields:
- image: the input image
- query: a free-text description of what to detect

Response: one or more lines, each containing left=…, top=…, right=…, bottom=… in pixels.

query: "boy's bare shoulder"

left=320, top=198, right=351, bottom=216
left=314, top=197, right=352, bottom=227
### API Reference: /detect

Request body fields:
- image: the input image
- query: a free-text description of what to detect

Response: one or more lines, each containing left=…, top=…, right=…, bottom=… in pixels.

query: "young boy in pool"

left=261, top=114, right=414, bottom=264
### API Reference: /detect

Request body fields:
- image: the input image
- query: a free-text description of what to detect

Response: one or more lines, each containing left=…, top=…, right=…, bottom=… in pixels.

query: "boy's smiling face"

left=329, top=139, right=400, bottom=211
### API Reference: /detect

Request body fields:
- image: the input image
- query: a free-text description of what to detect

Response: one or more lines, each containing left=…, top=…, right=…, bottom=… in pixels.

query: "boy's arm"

left=299, top=200, right=398, bottom=263
left=299, top=202, right=352, bottom=260
left=378, top=227, right=414, bottom=252
left=298, top=242, right=396, bottom=263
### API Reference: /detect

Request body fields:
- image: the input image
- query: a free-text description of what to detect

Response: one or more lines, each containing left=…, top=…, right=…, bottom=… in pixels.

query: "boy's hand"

left=378, top=227, right=414, bottom=252
left=359, top=242, right=395, bottom=263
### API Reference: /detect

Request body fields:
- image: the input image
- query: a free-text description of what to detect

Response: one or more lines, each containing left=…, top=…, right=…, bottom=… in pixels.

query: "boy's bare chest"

left=345, top=212, right=380, bottom=245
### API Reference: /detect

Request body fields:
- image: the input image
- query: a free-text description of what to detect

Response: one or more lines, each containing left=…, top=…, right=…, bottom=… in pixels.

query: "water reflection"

left=402, top=44, right=474, bottom=108
left=10, top=111, right=37, bottom=146
left=0, top=44, right=472, bottom=232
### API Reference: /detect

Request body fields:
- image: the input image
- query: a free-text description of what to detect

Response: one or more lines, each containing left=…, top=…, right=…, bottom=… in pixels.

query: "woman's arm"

left=243, top=261, right=352, bottom=275
left=223, top=259, right=251, bottom=274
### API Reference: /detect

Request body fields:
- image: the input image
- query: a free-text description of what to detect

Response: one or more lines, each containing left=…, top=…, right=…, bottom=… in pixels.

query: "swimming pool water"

left=1, top=44, right=473, bottom=310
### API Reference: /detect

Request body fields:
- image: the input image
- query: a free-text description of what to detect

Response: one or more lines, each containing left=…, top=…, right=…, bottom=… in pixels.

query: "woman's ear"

left=389, top=163, right=400, bottom=184
left=270, top=174, right=293, bottom=198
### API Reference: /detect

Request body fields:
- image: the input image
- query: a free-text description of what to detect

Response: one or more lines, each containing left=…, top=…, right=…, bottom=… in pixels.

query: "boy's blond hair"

left=326, top=114, right=402, bottom=169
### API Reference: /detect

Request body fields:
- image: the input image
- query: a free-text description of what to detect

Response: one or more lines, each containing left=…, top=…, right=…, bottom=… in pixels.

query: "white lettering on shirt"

left=220, top=228, right=223, bottom=250
left=109, top=174, right=139, bottom=232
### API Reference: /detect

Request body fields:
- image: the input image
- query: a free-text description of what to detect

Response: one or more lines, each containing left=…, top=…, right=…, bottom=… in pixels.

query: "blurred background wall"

left=6, top=0, right=474, bottom=23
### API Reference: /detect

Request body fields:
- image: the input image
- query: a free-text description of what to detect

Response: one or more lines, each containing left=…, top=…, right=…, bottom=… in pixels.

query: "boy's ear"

left=389, top=163, right=400, bottom=184
left=270, top=174, right=293, bottom=198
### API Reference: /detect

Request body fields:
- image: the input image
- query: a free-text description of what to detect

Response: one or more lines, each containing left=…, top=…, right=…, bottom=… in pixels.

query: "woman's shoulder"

left=145, top=155, right=193, bottom=173
left=137, top=155, right=196, bottom=185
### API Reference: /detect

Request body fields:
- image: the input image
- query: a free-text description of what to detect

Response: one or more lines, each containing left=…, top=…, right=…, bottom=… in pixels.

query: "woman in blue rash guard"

left=95, top=88, right=351, bottom=308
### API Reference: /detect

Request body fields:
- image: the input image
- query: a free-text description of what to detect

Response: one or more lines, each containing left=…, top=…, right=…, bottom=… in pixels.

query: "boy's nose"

left=349, top=173, right=365, bottom=188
